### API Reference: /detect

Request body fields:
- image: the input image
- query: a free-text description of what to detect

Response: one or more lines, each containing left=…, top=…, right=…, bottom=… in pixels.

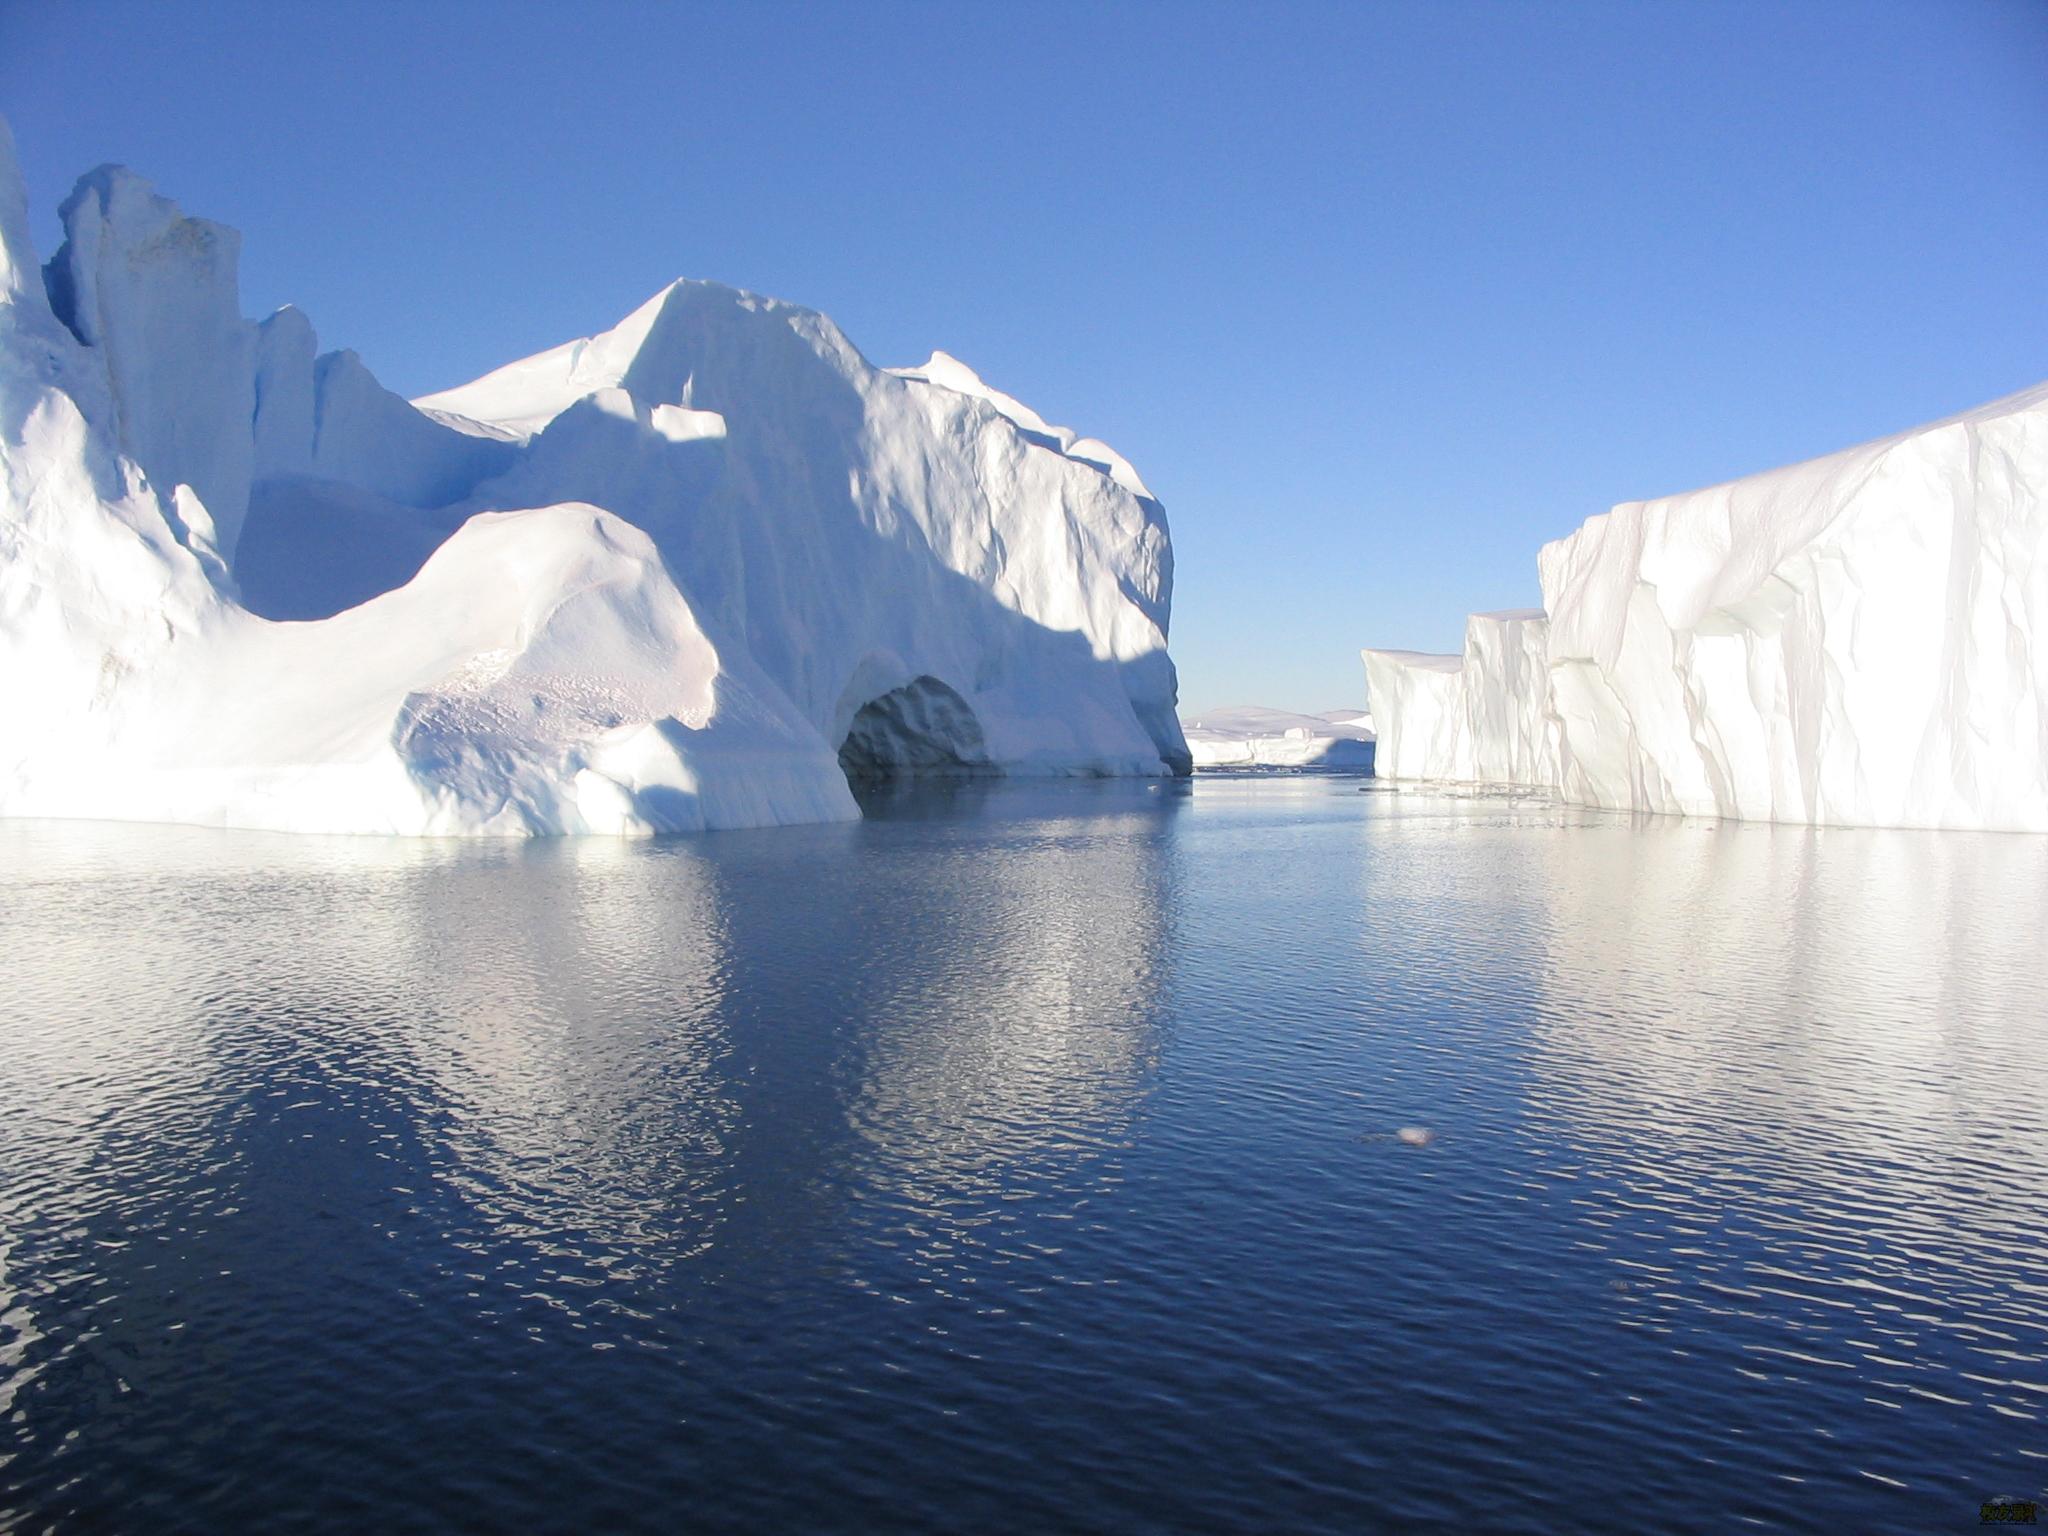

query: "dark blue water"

left=2, top=778, right=2045, bottom=1534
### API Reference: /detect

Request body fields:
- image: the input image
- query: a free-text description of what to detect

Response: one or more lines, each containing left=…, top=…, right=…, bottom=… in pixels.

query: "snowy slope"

left=0, top=120, right=1188, bottom=836
left=1366, top=386, right=2048, bottom=831
left=1180, top=705, right=1375, bottom=769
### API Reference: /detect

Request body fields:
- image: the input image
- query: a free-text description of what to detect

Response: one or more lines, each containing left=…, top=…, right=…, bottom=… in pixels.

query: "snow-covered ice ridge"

left=1366, top=382, right=2048, bottom=831
left=1181, top=706, right=1374, bottom=769
left=0, top=120, right=1189, bottom=836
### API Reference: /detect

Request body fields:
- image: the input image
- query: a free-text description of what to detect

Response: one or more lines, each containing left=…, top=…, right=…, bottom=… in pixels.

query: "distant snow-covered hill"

left=1180, top=706, right=1374, bottom=770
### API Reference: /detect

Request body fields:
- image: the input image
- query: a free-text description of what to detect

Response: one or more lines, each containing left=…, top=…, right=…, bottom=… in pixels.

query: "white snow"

left=0, top=119, right=1189, bottom=836
left=1367, top=384, right=2048, bottom=831
left=1181, top=705, right=1375, bottom=769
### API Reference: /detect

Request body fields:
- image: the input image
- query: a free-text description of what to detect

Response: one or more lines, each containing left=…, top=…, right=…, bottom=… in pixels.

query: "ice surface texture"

left=1366, top=385, right=2048, bottom=830
left=0, top=120, right=1188, bottom=835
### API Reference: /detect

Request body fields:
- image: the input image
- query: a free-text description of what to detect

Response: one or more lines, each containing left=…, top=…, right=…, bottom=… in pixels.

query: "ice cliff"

left=1365, top=384, right=2048, bottom=831
left=0, top=120, right=1188, bottom=835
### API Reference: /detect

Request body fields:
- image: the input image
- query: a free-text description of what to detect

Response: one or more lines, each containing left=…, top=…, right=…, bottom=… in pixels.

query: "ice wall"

left=1367, top=386, right=2048, bottom=832
left=1364, top=611, right=1554, bottom=786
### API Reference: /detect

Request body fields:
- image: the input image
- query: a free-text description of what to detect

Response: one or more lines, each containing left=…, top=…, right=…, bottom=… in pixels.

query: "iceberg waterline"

left=1366, top=383, right=2048, bottom=832
left=0, top=119, right=1190, bottom=836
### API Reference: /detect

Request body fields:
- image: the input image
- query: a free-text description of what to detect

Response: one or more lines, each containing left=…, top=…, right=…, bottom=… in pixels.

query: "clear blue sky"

left=5, top=1, right=2044, bottom=712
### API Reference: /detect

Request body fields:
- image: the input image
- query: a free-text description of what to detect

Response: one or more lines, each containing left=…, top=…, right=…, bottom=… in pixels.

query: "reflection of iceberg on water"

left=840, top=802, right=1175, bottom=1237
left=1517, top=820, right=2048, bottom=1422
left=390, top=841, right=744, bottom=1269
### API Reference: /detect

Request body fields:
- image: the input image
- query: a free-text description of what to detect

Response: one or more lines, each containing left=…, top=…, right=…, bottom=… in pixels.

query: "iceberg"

left=0, top=119, right=1188, bottom=835
left=1366, top=383, right=2048, bottom=831
left=1362, top=612, right=1553, bottom=786
left=1181, top=706, right=1375, bottom=770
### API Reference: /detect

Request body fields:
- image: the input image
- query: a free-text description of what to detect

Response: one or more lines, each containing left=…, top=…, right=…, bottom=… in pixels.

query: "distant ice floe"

left=1181, top=705, right=1375, bottom=770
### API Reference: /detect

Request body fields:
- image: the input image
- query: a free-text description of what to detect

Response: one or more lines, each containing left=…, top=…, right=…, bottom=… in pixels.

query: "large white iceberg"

left=1366, top=383, right=2048, bottom=831
left=0, top=120, right=1188, bottom=835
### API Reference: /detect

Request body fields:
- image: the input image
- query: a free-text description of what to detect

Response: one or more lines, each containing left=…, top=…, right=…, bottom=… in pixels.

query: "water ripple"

left=0, top=783, right=2044, bottom=1533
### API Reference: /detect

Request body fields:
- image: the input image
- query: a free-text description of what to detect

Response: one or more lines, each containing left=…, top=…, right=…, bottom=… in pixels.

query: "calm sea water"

left=2, top=777, right=2045, bottom=1534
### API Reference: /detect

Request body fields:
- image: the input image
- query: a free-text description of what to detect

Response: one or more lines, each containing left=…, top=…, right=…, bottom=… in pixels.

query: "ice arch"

left=836, top=676, right=996, bottom=781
